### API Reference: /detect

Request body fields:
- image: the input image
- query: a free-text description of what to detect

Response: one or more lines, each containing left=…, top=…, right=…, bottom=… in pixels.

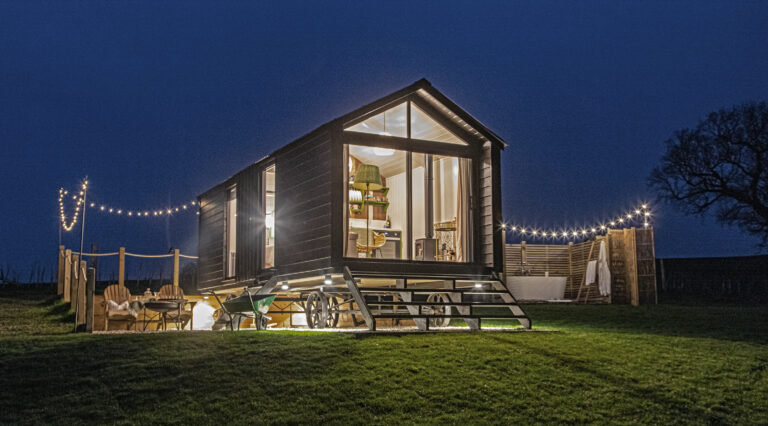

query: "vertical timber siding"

left=274, top=129, right=333, bottom=276
left=479, top=142, right=494, bottom=267
left=233, top=164, right=263, bottom=283
left=197, top=185, right=226, bottom=289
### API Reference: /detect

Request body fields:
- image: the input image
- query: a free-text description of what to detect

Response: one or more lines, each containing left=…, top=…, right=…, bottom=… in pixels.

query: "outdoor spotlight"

left=280, top=282, right=289, bottom=291
left=324, top=274, right=332, bottom=285
left=474, top=283, right=483, bottom=289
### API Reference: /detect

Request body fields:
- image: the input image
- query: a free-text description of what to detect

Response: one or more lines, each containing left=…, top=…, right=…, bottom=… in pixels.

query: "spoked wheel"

left=305, top=291, right=329, bottom=329
left=325, top=296, right=340, bottom=328
left=425, top=293, right=451, bottom=328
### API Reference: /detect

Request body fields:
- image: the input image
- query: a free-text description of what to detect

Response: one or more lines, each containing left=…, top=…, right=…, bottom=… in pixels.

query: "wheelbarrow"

left=210, top=288, right=276, bottom=330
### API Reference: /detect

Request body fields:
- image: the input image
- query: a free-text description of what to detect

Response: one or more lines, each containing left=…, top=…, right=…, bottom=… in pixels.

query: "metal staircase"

left=343, top=267, right=531, bottom=331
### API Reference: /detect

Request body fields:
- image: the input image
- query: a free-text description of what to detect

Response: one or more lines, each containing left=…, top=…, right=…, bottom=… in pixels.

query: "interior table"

left=143, top=299, right=188, bottom=331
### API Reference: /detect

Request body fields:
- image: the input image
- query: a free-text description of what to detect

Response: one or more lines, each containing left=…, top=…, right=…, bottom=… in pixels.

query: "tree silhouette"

left=649, top=102, right=768, bottom=247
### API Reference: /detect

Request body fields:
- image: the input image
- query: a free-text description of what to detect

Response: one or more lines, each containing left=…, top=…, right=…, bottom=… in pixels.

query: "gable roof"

left=335, top=78, right=507, bottom=149
left=199, top=79, right=506, bottom=198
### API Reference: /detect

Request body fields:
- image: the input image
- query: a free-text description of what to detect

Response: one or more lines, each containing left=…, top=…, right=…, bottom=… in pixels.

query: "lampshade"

left=353, top=164, right=383, bottom=191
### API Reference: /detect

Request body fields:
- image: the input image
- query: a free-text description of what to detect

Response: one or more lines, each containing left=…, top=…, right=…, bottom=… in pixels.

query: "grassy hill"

left=1, top=287, right=766, bottom=424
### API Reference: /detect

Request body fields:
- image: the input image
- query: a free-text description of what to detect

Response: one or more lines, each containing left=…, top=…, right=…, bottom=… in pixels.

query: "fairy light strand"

left=85, top=198, right=198, bottom=218
left=503, top=203, right=653, bottom=242
left=58, top=180, right=199, bottom=232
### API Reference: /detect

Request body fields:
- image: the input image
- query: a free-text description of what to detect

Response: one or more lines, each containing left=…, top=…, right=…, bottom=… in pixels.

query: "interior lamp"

left=353, top=165, right=382, bottom=258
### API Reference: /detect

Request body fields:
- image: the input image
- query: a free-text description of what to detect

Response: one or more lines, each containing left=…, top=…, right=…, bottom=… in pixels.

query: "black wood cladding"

left=274, top=131, right=333, bottom=276
left=197, top=185, right=226, bottom=288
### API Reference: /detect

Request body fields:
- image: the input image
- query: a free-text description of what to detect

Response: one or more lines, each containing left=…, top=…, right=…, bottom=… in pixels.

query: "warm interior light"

left=373, top=147, right=395, bottom=156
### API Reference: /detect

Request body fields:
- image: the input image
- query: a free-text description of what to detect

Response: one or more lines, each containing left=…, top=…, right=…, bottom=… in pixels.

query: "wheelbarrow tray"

left=223, top=294, right=276, bottom=316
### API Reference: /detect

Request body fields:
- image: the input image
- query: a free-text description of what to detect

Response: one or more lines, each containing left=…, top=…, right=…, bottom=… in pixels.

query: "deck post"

left=173, top=249, right=180, bottom=287
left=70, top=253, right=79, bottom=309
left=85, top=267, right=95, bottom=333
left=118, top=247, right=125, bottom=286
left=57, top=246, right=65, bottom=295
left=76, top=260, right=87, bottom=326
left=567, top=242, right=574, bottom=296
left=63, top=249, right=72, bottom=302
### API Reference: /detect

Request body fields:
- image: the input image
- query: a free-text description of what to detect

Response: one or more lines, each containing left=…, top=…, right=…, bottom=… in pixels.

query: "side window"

left=225, top=186, right=237, bottom=278
left=264, top=165, right=275, bottom=268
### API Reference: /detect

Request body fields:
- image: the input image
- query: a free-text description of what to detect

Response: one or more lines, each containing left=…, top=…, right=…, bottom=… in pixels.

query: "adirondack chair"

left=103, top=284, right=137, bottom=331
left=157, top=284, right=193, bottom=329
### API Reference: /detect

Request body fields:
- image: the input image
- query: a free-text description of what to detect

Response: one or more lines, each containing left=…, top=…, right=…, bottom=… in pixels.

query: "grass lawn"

left=1, top=287, right=767, bottom=425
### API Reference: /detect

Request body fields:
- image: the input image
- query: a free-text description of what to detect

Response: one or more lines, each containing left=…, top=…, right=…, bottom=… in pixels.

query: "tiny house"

left=197, top=79, right=530, bottom=330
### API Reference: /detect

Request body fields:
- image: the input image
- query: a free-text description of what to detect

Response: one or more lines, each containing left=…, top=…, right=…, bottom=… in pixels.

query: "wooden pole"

left=566, top=241, right=568, bottom=296
left=76, top=260, right=86, bottom=327
left=576, top=241, right=597, bottom=303
left=173, top=249, right=180, bottom=287
left=118, top=247, right=125, bottom=286
left=70, top=253, right=79, bottom=309
left=63, top=249, right=72, bottom=302
left=501, top=230, right=507, bottom=281
left=625, top=228, right=639, bottom=306
left=57, top=245, right=65, bottom=295
left=85, top=267, right=95, bottom=333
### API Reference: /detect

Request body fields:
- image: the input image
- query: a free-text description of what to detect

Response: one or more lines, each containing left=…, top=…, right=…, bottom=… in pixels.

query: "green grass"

left=1, top=288, right=767, bottom=425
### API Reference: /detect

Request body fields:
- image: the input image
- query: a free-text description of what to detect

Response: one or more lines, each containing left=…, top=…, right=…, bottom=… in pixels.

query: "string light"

left=58, top=180, right=88, bottom=232
left=503, top=202, right=653, bottom=242
left=85, top=196, right=198, bottom=218
left=59, top=179, right=199, bottom=227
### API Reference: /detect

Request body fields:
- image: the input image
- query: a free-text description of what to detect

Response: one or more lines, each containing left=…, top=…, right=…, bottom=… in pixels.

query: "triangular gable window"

left=345, top=101, right=467, bottom=145
left=345, top=102, right=407, bottom=138
left=410, top=104, right=466, bottom=145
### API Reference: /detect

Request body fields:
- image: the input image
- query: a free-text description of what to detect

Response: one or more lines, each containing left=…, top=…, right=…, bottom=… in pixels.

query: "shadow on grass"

left=494, top=304, right=768, bottom=345
left=0, top=331, right=353, bottom=424
left=486, top=333, right=729, bottom=423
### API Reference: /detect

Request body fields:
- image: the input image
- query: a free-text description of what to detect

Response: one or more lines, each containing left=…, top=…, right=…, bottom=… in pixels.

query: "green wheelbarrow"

left=210, top=288, right=276, bottom=330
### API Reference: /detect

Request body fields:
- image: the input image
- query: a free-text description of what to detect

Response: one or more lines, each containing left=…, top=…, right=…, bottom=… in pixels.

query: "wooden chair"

left=158, top=285, right=193, bottom=329
left=103, top=284, right=137, bottom=331
left=357, top=232, right=387, bottom=257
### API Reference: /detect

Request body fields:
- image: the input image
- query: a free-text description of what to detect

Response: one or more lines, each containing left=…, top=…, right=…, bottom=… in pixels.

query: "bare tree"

left=649, top=101, right=768, bottom=247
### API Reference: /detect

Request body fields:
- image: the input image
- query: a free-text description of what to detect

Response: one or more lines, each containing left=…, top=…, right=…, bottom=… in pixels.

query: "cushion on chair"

left=107, top=300, right=138, bottom=318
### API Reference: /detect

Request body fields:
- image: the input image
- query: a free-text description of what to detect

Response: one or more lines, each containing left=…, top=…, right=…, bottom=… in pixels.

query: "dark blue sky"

left=2, top=1, right=767, bottom=277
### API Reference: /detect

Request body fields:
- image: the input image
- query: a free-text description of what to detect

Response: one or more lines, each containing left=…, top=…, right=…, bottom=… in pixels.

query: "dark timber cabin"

left=197, top=79, right=530, bottom=331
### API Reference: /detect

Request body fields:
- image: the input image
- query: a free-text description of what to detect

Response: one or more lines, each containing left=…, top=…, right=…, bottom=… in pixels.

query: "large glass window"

left=346, top=146, right=407, bottom=259
left=225, top=186, right=237, bottom=277
left=264, top=165, right=275, bottom=269
left=411, top=154, right=471, bottom=261
left=343, top=101, right=472, bottom=262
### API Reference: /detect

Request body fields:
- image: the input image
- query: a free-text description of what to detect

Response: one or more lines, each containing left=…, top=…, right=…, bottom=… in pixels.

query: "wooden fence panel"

left=505, top=228, right=656, bottom=304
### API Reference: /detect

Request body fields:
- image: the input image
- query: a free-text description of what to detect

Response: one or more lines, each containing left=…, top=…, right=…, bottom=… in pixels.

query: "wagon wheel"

left=325, top=296, right=340, bottom=328
left=305, top=291, right=328, bottom=329
left=426, top=293, right=451, bottom=328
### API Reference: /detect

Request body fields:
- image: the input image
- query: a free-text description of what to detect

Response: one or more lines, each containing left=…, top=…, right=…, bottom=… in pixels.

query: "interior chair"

left=103, top=284, right=137, bottom=331
left=157, top=284, right=193, bottom=330
left=356, top=231, right=387, bottom=258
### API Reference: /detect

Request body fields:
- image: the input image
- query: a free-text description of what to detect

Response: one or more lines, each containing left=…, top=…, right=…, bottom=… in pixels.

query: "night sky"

left=2, top=1, right=767, bottom=279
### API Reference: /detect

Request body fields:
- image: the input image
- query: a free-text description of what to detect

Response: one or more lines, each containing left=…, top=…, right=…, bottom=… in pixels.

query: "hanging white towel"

left=585, top=260, right=597, bottom=285
left=598, top=240, right=612, bottom=296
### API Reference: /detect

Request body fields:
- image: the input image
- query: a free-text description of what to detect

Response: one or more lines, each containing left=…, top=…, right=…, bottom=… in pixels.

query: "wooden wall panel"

left=197, top=185, right=226, bottom=290
left=274, top=130, right=334, bottom=276
left=233, top=163, right=263, bottom=283
left=480, top=143, right=494, bottom=267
